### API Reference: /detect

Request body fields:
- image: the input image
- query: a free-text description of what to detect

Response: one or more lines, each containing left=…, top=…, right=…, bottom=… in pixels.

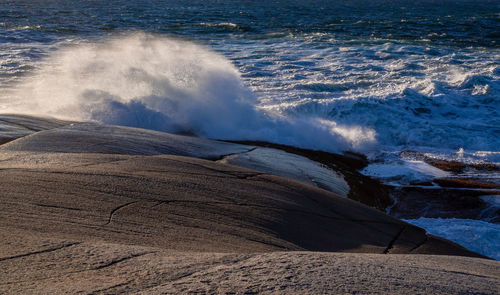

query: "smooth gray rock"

left=1, top=234, right=498, bottom=295
left=0, top=114, right=496, bottom=294
left=0, top=115, right=350, bottom=195
left=0, top=114, right=71, bottom=144
left=0, top=151, right=483, bottom=257
left=219, top=147, right=350, bottom=197
left=0, top=121, right=252, bottom=159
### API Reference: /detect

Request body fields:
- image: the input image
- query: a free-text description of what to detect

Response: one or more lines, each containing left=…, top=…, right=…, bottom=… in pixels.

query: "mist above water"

left=5, top=33, right=376, bottom=152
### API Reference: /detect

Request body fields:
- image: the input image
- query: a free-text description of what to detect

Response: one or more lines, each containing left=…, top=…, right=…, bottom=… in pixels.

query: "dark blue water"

left=1, top=0, right=499, bottom=46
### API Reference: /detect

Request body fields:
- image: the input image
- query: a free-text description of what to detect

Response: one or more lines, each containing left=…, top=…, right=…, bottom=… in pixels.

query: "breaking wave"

left=5, top=33, right=375, bottom=152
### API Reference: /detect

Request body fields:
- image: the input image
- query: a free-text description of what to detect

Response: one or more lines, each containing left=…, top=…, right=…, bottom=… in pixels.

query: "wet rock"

left=389, top=186, right=499, bottom=222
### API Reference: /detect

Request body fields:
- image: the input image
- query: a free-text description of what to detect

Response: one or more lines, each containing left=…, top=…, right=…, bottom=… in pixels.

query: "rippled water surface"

left=1, top=0, right=499, bottom=162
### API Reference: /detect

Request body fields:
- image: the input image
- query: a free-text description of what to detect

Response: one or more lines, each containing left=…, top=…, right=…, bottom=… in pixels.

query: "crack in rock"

left=0, top=242, right=81, bottom=262
left=35, top=203, right=82, bottom=211
left=383, top=226, right=406, bottom=254
left=92, top=252, right=153, bottom=270
left=104, top=201, right=138, bottom=225
left=165, top=157, right=266, bottom=180
left=214, top=147, right=258, bottom=162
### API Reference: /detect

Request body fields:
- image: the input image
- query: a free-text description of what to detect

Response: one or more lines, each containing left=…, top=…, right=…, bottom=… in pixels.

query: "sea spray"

left=5, top=33, right=376, bottom=152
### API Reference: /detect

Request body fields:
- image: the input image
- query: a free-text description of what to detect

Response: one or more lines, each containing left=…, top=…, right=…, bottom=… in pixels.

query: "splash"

left=5, top=33, right=376, bottom=152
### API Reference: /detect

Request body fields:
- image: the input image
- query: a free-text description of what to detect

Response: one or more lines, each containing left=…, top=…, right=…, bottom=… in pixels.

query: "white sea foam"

left=3, top=33, right=376, bottom=152
left=199, top=22, right=239, bottom=28
left=221, top=36, right=500, bottom=162
left=404, top=217, right=500, bottom=260
left=361, top=160, right=450, bottom=185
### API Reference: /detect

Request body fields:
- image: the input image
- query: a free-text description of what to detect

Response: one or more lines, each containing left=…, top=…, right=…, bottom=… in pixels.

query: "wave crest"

left=6, top=33, right=376, bottom=152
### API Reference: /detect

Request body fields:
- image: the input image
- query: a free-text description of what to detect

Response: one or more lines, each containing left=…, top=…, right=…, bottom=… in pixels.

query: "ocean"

left=1, top=0, right=499, bottom=257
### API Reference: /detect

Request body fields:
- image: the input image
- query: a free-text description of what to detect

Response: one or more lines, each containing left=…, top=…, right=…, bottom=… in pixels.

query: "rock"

left=1, top=117, right=353, bottom=198
left=218, top=146, right=350, bottom=197
left=229, top=140, right=393, bottom=210
left=0, top=152, right=449, bottom=254
left=434, top=178, right=500, bottom=189
left=0, top=114, right=71, bottom=144
left=389, top=186, right=496, bottom=221
left=0, top=115, right=393, bottom=210
left=0, top=114, right=496, bottom=294
left=1, top=233, right=498, bottom=294
left=0, top=121, right=252, bottom=159
left=400, top=150, right=499, bottom=173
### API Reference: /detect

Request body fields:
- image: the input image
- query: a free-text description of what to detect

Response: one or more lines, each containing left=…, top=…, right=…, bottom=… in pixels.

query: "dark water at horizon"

left=1, top=0, right=499, bottom=47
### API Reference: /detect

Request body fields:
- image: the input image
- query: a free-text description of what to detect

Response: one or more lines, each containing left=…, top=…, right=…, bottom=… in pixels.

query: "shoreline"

left=0, top=114, right=498, bottom=293
left=227, top=140, right=394, bottom=211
